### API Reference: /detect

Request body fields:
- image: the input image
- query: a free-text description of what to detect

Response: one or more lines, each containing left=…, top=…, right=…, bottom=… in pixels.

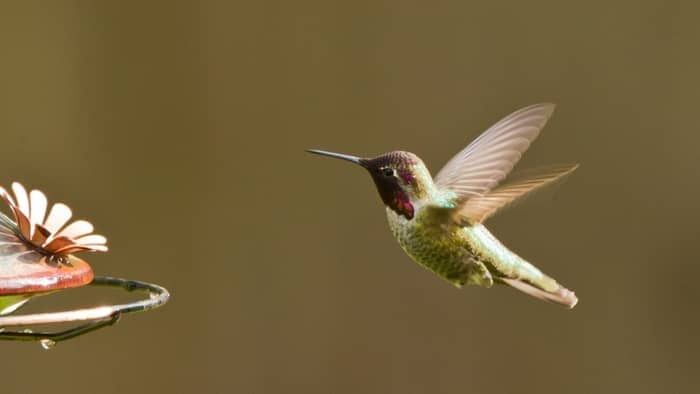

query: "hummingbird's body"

left=308, top=104, right=578, bottom=308
left=386, top=199, right=558, bottom=292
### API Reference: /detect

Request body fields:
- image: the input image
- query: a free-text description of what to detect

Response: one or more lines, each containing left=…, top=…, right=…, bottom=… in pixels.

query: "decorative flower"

left=0, top=182, right=107, bottom=263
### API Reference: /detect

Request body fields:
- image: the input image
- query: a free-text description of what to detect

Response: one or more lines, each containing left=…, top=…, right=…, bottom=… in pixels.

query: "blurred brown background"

left=1, top=1, right=699, bottom=393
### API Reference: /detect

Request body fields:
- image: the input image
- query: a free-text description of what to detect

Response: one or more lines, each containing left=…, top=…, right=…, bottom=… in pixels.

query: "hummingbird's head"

left=307, top=149, right=433, bottom=220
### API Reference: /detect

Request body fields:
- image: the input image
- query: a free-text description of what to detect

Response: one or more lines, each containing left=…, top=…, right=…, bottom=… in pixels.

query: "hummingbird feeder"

left=0, top=182, right=169, bottom=347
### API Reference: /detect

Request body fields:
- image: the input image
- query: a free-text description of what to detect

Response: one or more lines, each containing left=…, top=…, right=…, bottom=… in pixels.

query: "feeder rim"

left=0, top=276, right=169, bottom=342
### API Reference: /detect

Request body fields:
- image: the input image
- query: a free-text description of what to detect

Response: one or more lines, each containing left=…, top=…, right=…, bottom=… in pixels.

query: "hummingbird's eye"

left=381, top=167, right=395, bottom=177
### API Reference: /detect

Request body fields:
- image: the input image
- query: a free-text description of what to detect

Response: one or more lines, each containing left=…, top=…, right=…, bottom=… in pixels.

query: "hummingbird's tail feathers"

left=497, top=277, right=578, bottom=309
left=455, top=164, right=579, bottom=223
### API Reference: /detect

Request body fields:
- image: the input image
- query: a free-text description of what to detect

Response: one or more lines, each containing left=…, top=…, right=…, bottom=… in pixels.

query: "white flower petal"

left=75, top=234, right=107, bottom=245
left=83, top=244, right=108, bottom=252
left=56, top=220, right=93, bottom=239
left=11, top=183, right=30, bottom=220
left=29, top=189, right=47, bottom=236
left=0, top=186, right=17, bottom=208
left=3, top=184, right=31, bottom=240
left=43, top=203, right=72, bottom=235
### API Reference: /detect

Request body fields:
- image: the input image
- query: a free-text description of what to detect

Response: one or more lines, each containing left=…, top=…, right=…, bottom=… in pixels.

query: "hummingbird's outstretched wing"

left=433, top=103, right=555, bottom=199
left=455, top=164, right=579, bottom=223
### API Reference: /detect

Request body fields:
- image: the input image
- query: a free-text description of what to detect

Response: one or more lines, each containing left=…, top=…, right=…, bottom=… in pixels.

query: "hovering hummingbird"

left=308, top=104, right=578, bottom=308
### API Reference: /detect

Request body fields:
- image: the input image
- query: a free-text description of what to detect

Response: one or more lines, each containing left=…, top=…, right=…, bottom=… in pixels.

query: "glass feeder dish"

left=0, top=182, right=169, bottom=346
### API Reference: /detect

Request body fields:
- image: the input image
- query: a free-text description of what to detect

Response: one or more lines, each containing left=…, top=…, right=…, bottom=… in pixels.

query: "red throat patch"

left=392, top=190, right=414, bottom=220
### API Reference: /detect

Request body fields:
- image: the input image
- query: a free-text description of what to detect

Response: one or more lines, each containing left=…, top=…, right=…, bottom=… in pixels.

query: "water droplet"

left=40, top=339, right=56, bottom=350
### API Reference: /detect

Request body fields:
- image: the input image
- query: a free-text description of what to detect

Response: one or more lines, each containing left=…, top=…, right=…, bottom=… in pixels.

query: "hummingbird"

left=308, top=103, right=578, bottom=308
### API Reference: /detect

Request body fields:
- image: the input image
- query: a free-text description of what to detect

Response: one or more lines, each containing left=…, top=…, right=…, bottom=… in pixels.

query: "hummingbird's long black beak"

left=306, top=149, right=364, bottom=165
